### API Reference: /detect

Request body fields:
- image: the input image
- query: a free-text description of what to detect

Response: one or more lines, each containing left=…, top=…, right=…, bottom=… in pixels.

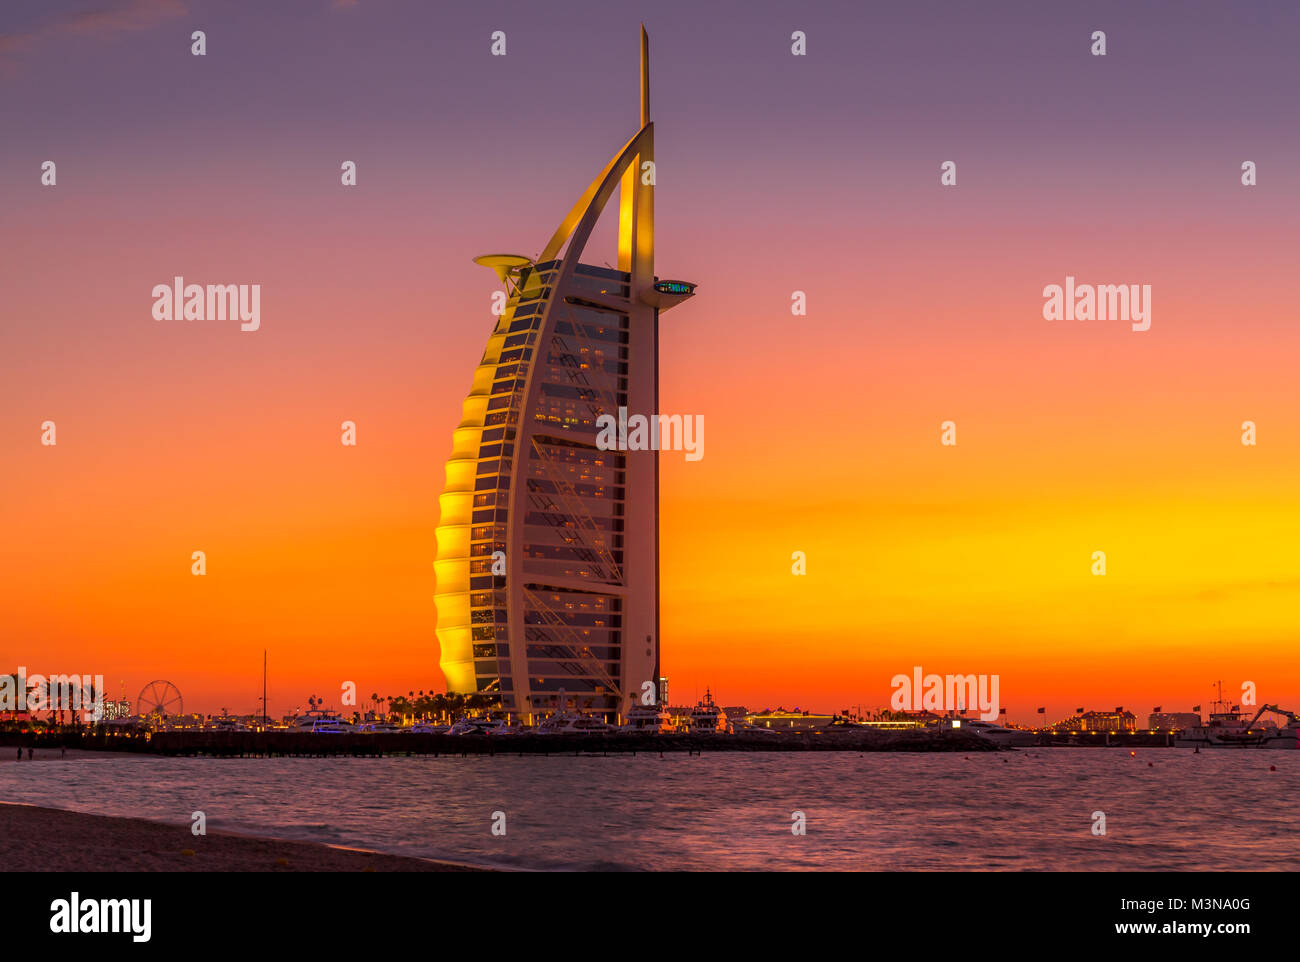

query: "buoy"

left=1129, top=750, right=1136, bottom=757
left=1147, top=762, right=1153, bottom=767
left=1270, top=765, right=1277, bottom=771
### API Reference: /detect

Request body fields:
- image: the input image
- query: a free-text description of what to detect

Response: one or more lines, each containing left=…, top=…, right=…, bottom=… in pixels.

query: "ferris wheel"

left=136, top=680, right=183, bottom=718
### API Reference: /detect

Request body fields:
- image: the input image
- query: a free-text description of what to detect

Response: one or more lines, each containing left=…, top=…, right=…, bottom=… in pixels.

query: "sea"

left=2, top=747, right=1297, bottom=870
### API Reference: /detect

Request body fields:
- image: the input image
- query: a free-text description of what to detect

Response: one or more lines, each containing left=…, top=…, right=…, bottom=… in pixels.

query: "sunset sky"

left=3, top=0, right=1299, bottom=722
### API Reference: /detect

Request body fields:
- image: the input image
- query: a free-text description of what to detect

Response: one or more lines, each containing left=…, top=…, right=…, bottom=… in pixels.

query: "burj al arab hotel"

left=434, top=29, right=696, bottom=721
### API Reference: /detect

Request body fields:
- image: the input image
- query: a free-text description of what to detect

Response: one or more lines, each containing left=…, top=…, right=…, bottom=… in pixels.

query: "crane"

left=1240, top=704, right=1298, bottom=730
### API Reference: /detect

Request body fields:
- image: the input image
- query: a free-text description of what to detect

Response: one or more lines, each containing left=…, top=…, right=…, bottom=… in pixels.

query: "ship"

left=938, top=714, right=1039, bottom=748
left=620, top=703, right=675, bottom=734
left=1174, top=703, right=1299, bottom=749
left=688, top=689, right=730, bottom=734
left=532, top=712, right=616, bottom=735
left=288, top=709, right=354, bottom=734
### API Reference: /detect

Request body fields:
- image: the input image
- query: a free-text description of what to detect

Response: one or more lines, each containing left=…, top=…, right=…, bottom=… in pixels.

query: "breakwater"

left=0, top=727, right=1000, bottom=756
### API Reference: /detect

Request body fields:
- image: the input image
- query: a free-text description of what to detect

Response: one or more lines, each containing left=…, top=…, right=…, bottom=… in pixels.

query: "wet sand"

left=0, top=802, right=485, bottom=872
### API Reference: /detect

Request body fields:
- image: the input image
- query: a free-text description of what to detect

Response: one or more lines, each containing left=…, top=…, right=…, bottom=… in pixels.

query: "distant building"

left=1149, top=711, right=1201, bottom=731
left=101, top=700, right=132, bottom=720
left=1070, top=710, right=1137, bottom=732
left=658, top=676, right=669, bottom=707
left=747, top=709, right=836, bottom=731
left=859, top=718, right=926, bottom=730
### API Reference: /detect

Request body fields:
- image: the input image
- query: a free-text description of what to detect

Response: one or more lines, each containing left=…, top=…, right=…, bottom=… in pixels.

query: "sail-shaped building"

left=434, top=29, right=694, bottom=722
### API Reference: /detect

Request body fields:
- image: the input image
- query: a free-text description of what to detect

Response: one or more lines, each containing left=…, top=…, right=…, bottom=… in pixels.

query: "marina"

left=8, top=679, right=1297, bottom=756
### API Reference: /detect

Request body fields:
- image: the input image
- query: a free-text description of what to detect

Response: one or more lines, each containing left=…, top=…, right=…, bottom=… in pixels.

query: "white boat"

left=355, top=722, right=404, bottom=734
left=533, top=712, right=616, bottom=735
left=734, top=723, right=780, bottom=736
left=447, top=717, right=483, bottom=735
left=941, top=716, right=1038, bottom=747
left=402, top=722, right=451, bottom=734
left=207, top=717, right=249, bottom=732
left=688, top=690, right=730, bottom=734
left=444, top=716, right=517, bottom=735
left=619, top=704, right=674, bottom=734
left=289, top=710, right=354, bottom=734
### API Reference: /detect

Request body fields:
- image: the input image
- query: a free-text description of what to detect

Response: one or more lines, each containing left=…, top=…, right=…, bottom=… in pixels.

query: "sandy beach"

left=0, top=802, right=485, bottom=872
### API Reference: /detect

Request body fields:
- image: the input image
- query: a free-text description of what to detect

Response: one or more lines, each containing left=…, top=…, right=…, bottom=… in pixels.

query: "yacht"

left=688, top=689, right=730, bottom=734
left=207, top=716, right=249, bottom=732
left=289, top=710, right=354, bottom=734
left=821, top=717, right=868, bottom=732
left=354, top=722, right=404, bottom=734
left=447, top=717, right=483, bottom=735
left=402, top=722, right=451, bottom=734
left=620, top=704, right=675, bottom=734
left=443, top=716, right=516, bottom=735
left=734, top=722, right=780, bottom=737
left=533, top=712, right=616, bottom=735
left=941, top=716, right=1038, bottom=747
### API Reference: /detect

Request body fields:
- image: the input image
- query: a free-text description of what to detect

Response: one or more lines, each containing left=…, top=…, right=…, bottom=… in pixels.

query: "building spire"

left=640, top=25, right=650, bottom=126
left=617, top=27, right=653, bottom=280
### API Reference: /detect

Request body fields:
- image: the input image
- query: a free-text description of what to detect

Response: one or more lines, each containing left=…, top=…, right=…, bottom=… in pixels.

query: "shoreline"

left=0, top=801, right=490, bottom=872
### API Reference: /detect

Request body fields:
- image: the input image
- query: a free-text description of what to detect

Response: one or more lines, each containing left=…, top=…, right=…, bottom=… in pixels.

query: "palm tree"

left=445, top=692, right=466, bottom=720
left=0, top=672, right=18, bottom=718
left=78, top=680, right=99, bottom=727
left=429, top=693, right=448, bottom=723
left=26, top=679, right=54, bottom=725
left=389, top=695, right=414, bottom=721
